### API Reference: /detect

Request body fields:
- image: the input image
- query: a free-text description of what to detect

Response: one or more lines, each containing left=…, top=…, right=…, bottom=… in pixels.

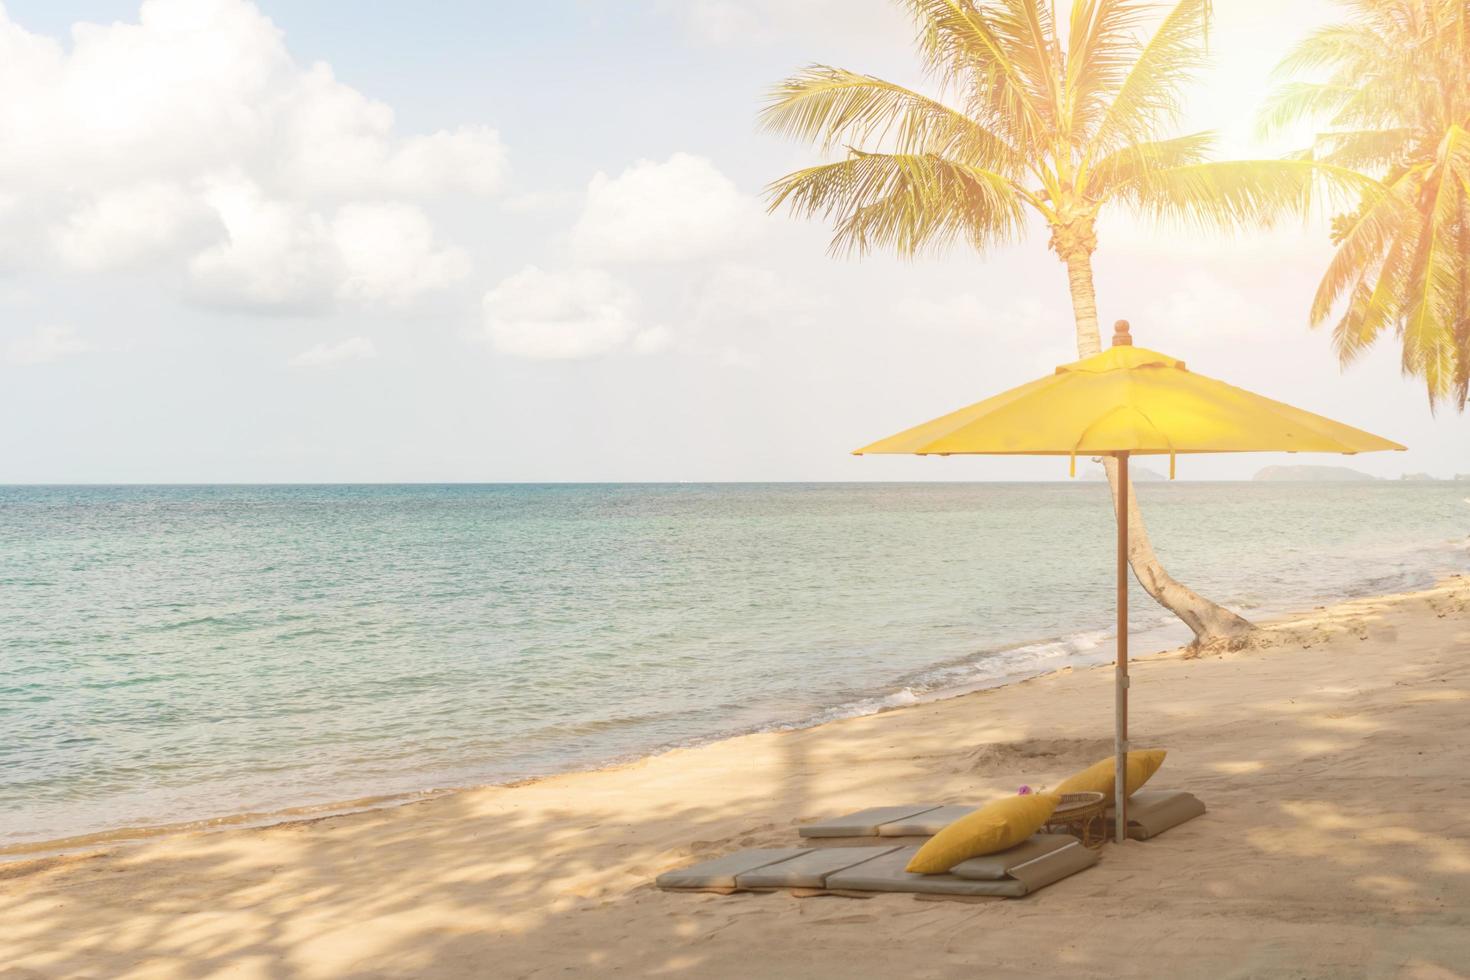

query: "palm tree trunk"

left=1059, top=244, right=1256, bottom=648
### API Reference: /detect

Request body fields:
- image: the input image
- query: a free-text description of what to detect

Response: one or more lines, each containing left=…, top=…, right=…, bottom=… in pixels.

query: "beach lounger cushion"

left=1106, top=789, right=1206, bottom=840
left=826, top=840, right=1097, bottom=897
left=734, top=845, right=903, bottom=889
left=1054, top=749, right=1167, bottom=805
left=947, top=833, right=1078, bottom=880
left=656, top=848, right=806, bottom=891
left=658, top=834, right=1096, bottom=899
left=906, top=793, right=1060, bottom=873
left=798, top=804, right=946, bottom=838
left=877, top=804, right=977, bottom=837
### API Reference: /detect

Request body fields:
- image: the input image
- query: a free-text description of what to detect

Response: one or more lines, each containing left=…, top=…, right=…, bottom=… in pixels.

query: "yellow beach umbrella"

left=855, top=321, right=1405, bottom=841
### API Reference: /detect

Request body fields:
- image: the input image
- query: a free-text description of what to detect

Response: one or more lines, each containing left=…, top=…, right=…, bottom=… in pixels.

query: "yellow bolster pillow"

left=905, top=793, right=1060, bottom=874
left=1053, top=749, right=1167, bottom=805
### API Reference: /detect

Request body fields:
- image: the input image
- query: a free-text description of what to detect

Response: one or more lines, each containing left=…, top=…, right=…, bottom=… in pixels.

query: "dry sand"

left=3, top=579, right=1469, bottom=979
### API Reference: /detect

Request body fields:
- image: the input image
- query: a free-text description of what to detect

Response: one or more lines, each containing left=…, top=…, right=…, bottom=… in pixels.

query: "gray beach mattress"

left=795, top=804, right=949, bottom=838
left=801, top=790, right=1206, bottom=839
left=656, top=834, right=1095, bottom=897
left=1106, top=789, right=1207, bottom=840
left=654, top=848, right=807, bottom=891
left=825, top=838, right=1097, bottom=898
left=798, top=802, right=970, bottom=838
left=735, top=845, right=904, bottom=889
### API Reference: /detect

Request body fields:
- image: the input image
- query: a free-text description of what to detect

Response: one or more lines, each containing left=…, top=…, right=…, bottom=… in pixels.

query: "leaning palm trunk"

left=1055, top=222, right=1255, bottom=647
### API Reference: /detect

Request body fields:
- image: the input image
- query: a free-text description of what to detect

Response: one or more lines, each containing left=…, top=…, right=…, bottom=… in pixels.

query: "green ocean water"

left=1, top=482, right=1465, bottom=847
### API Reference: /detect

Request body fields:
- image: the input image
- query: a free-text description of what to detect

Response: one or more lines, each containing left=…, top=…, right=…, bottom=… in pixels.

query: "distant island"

left=1253, top=465, right=1377, bottom=482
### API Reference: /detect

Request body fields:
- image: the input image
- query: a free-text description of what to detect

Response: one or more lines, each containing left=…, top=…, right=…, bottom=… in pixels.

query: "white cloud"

left=186, top=178, right=469, bottom=312
left=3, top=325, right=99, bottom=365
left=382, top=127, right=508, bottom=198
left=188, top=177, right=342, bottom=313
left=287, top=336, right=377, bottom=369
left=332, top=203, right=471, bottom=306
left=571, top=153, right=763, bottom=263
left=0, top=0, right=504, bottom=311
left=50, top=182, right=220, bottom=272
left=0, top=1, right=508, bottom=199
left=272, top=62, right=507, bottom=200
left=481, top=266, right=643, bottom=359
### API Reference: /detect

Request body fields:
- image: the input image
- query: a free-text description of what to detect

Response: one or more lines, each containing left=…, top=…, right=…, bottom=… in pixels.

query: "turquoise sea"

left=2, top=482, right=1466, bottom=848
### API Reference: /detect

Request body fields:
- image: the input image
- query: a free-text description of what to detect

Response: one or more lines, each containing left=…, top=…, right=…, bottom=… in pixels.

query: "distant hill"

left=1083, top=464, right=1165, bottom=481
left=1400, top=472, right=1438, bottom=481
left=1253, top=465, right=1377, bottom=482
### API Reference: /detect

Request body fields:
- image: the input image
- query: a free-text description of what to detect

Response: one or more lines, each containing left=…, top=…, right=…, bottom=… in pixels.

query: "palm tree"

left=760, top=0, right=1363, bottom=647
left=1262, top=0, right=1470, bottom=409
left=764, top=0, right=1370, bottom=646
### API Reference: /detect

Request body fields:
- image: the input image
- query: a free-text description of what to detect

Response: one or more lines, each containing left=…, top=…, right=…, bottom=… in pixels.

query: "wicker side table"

left=1043, top=791, right=1107, bottom=849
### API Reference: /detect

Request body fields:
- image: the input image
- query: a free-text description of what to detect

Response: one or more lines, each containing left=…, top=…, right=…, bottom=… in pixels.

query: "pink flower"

left=1017, top=785, right=1033, bottom=795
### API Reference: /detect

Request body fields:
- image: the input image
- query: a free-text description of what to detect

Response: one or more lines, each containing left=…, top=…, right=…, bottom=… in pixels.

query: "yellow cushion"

left=905, top=793, right=1060, bottom=874
left=1054, top=749, right=1167, bottom=805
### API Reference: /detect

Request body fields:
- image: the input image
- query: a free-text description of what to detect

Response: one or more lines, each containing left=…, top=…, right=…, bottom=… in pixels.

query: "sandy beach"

left=3, top=578, right=1468, bottom=979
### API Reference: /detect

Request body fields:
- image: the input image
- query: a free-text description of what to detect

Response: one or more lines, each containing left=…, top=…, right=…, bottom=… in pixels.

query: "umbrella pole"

left=1115, top=452, right=1129, bottom=844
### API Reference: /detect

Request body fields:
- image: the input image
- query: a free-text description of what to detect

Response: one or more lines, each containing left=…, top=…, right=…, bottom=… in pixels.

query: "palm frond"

left=986, top=0, right=1063, bottom=133
left=1401, top=125, right=1470, bottom=407
left=1086, top=0, right=1209, bottom=158
left=1085, top=130, right=1217, bottom=198
left=1309, top=168, right=1419, bottom=325
left=1256, top=82, right=1357, bottom=139
left=1330, top=277, right=1380, bottom=365
left=1106, top=158, right=1381, bottom=232
left=1346, top=220, right=1424, bottom=363
left=759, top=65, right=1020, bottom=170
left=1310, top=128, right=1418, bottom=170
left=1271, top=23, right=1387, bottom=81
left=1274, top=0, right=1470, bottom=408
left=1064, top=0, right=1155, bottom=142
left=765, top=150, right=1027, bottom=257
left=899, top=0, right=1048, bottom=145
left=1454, top=182, right=1470, bottom=408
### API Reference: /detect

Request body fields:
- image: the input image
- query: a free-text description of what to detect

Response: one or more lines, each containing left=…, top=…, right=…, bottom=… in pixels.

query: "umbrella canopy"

left=856, top=332, right=1405, bottom=474
left=855, top=321, right=1404, bottom=842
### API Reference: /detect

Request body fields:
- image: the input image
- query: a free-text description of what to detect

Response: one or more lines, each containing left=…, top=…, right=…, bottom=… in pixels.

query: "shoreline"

left=6, top=483, right=1463, bottom=864
left=3, top=576, right=1467, bottom=976
left=1, top=573, right=1449, bottom=868
left=0, top=604, right=1244, bottom=864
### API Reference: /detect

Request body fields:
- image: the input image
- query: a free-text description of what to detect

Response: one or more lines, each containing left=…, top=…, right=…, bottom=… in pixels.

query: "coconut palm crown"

left=761, top=0, right=1362, bottom=354
left=761, top=0, right=1368, bottom=646
left=1262, top=0, right=1470, bottom=409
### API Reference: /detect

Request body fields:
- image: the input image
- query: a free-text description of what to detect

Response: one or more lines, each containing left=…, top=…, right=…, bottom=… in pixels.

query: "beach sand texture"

left=2, top=580, right=1468, bottom=979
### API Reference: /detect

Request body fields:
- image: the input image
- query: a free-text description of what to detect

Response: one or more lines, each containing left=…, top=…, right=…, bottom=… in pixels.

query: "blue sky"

left=0, top=0, right=1464, bottom=482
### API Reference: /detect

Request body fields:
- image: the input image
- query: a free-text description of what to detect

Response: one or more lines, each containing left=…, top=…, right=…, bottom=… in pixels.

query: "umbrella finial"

left=1112, top=320, right=1133, bottom=347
